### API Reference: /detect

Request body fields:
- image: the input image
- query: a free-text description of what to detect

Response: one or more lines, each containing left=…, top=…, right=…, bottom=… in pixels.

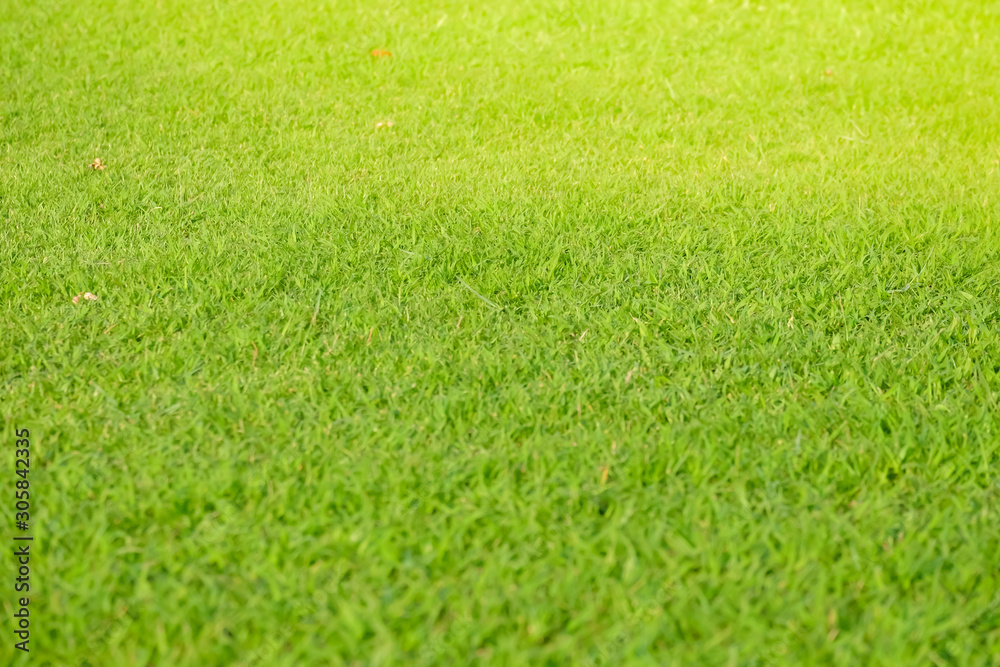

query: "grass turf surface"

left=3, top=0, right=1000, bottom=664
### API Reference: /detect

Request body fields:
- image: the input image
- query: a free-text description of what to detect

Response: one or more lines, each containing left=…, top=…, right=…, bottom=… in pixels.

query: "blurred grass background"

left=2, top=0, right=1000, bottom=664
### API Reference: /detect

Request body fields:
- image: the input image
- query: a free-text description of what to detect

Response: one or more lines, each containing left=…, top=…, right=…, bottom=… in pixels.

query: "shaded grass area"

left=2, top=0, right=1000, bottom=664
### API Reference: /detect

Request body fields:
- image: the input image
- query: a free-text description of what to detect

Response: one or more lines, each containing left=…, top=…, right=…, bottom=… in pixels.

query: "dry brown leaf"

left=72, top=292, right=98, bottom=304
left=370, top=49, right=392, bottom=58
left=90, top=158, right=106, bottom=171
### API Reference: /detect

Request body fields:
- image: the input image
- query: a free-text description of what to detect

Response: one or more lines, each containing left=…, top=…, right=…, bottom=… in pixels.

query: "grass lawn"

left=3, top=0, right=1000, bottom=664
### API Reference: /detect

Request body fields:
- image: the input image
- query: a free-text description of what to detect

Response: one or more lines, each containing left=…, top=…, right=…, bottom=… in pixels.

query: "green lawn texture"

left=2, top=0, right=1000, bottom=665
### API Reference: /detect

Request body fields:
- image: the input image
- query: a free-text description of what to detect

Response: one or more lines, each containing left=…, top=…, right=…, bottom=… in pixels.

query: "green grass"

left=3, top=0, right=1000, bottom=664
